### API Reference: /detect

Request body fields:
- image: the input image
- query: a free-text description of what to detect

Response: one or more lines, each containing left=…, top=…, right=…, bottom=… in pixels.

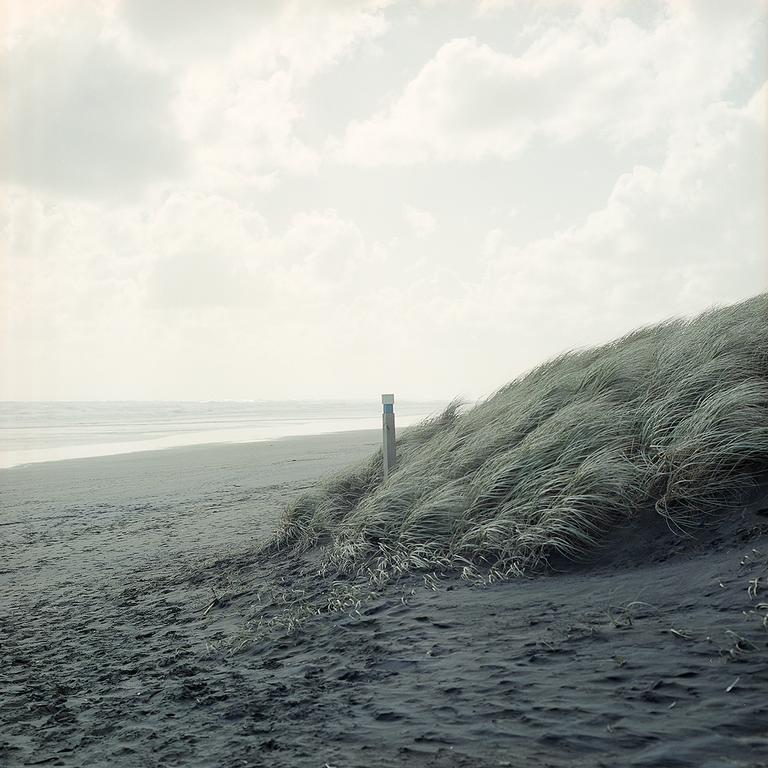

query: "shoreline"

left=0, top=425, right=387, bottom=472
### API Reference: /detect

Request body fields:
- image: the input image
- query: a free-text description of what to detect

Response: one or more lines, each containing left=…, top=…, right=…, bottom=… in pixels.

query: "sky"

left=1, top=0, right=766, bottom=402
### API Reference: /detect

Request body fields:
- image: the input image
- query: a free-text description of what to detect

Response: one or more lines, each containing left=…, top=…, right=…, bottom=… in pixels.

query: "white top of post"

left=381, top=393, right=394, bottom=405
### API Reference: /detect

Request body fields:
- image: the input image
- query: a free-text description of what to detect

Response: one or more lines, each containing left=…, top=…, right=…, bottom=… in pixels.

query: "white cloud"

left=0, top=6, right=184, bottom=198
left=337, top=1, right=766, bottom=165
left=121, top=0, right=391, bottom=77
left=0, top=0, right=393, bottom=201
left=457, top=81, right=768, bottom=353
left=483, top=228, right=503, bottom=256
left=0, top=185, right=399, bottom=397
left=144, top=192, right=268, bottom=308
left=404, top=206, right=436, bottom=238
left=174, top=66, right=319, bottom=189
left=125, top=0, right=393, bottom=190
left=1, top=0, right=765, bottom=400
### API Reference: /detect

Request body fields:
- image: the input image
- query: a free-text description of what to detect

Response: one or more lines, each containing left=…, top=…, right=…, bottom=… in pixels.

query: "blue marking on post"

left=383, top=403, right=394, bottom=414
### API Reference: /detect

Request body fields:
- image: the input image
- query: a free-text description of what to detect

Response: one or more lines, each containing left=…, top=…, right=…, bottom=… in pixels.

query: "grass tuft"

left=266, top=293, right=768, bottom=579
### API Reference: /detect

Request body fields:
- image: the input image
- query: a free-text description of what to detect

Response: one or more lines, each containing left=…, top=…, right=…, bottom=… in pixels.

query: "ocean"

left=0, top=400, right=448, bottom=469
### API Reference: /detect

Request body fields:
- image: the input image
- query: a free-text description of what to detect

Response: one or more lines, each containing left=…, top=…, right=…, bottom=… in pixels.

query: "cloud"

left=404, top=206, right=436, bottom=238
left=119, top=0, right=282, bottom=57
left=1, top=1, right=765, bottom=400
left=3, top=75, right=764, bottom=397
left=143, top=199, right=377, bottom=310
left=126, top=0, right=391, bottom=190
left=482, top=228, right=503, bottom=256
left=0, top=185, right=406, bottom=397
left=0, top=183, right=384, bottom=328
left=144, top=192, right=268, bottom=308
left=174, top=66, right=320, bottom=190
left=336, top=1, right=766, bottom=165
left=120, top=0, right=391, bottom=77
left=461, top=81, right=768, bottom=347
left=0, top=0, right=393, bottom=201
left=0, top=9, right=184, bottom=199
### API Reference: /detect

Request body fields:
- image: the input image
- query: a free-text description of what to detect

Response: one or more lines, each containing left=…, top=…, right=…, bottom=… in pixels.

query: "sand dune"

left=272, top=295, right=768, bottom=582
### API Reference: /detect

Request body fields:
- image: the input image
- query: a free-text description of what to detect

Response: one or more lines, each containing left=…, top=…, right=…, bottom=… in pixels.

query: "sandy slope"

left=2, top=432, right=767, bottom=767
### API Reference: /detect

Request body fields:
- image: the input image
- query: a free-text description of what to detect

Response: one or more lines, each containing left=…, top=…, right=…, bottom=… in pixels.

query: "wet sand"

left=2, top=432, right=768, bottom=767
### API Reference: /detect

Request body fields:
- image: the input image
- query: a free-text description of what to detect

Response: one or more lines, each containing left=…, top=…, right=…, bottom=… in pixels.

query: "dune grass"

left=266, top=293, right=768, bottom=579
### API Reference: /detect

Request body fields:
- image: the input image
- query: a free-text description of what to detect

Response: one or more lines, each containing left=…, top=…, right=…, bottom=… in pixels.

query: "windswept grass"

left=267, top=294, right=768, bottom=579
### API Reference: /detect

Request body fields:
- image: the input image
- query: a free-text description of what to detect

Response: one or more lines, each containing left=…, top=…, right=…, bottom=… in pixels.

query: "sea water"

left=0, top=400, right=448, bottom=469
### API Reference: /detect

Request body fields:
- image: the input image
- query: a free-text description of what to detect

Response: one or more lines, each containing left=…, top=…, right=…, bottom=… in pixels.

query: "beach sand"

left=2, top=431, right=767, bottom=767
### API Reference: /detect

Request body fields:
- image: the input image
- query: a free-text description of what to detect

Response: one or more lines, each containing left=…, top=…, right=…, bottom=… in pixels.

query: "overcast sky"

left=1, top=0, right=766, bottom=401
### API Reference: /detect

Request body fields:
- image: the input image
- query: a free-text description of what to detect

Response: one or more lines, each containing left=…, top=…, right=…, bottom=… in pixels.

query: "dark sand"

left=2, top=431, right=768, bottom=767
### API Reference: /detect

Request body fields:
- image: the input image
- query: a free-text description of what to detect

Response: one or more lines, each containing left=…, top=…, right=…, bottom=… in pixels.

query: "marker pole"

left=382, top=393, right=396, bottom=479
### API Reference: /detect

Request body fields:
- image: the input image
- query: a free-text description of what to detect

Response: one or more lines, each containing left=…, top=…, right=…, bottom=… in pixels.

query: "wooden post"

left=382, top=393, right=396, bottom=479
